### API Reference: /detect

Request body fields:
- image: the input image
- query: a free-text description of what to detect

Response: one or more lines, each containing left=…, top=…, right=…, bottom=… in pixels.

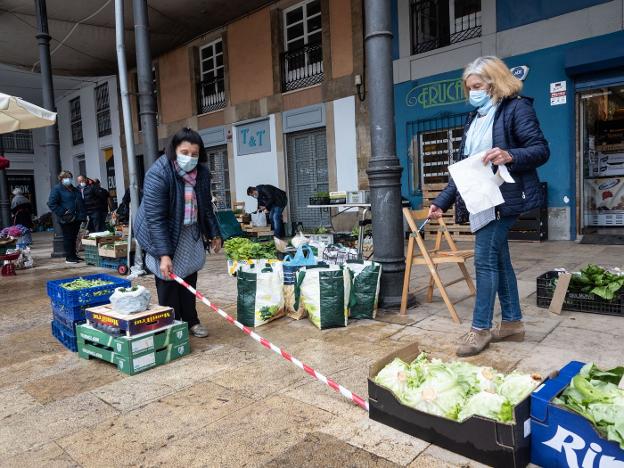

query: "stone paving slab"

left=2, top=233, right=624, bottom=466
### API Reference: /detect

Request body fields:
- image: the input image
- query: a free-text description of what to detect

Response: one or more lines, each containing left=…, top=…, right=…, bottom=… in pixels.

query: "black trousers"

left=60, top=220, right=81, bottom=260
left=154, top=272, right=200, bottom=328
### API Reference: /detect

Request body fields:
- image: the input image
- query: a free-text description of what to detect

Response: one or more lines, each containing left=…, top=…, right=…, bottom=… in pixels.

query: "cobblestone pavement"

left=1, top=233, right=623, bottom=467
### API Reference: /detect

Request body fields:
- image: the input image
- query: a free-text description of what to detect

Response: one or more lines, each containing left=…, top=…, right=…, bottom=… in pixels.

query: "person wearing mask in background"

left=10, top=188, right=33, bottom=229
left=92, top=179, right=110, bottom=231
left=429, top=56, right=549, bottom=357
left=134, top=128, right=222, bottom=338
left=77, top=175, right=106, bottom=233
left=48, top=170, right=86, bottom=264
left=247, top=184, right=288, bottom=238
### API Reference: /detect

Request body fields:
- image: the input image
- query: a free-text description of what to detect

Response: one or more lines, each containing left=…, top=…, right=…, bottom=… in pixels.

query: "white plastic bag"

left=251, top=212, right=267, bottom=227
left=109, top=285, right=151, bottom=314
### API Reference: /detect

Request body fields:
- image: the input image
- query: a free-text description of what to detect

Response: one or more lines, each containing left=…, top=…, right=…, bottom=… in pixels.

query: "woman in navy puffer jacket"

left=429, top=56, right=549, bottom=357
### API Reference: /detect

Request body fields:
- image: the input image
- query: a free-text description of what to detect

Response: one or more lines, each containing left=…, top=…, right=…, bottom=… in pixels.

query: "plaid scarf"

left=173, top=161, right=198, bottom=225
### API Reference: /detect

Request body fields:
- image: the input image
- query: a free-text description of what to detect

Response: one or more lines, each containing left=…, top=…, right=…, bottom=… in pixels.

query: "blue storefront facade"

left=392, top=0, right=624, bottom=240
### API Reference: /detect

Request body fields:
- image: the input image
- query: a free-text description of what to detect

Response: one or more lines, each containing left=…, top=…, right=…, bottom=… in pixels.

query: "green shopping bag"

left=295, top=266, right=350, bottom=330
left=237, top=264, right=285, bottom=327
left=345, top=261, right=382, bottom=320
left=216, top=210, right=245, bottom=241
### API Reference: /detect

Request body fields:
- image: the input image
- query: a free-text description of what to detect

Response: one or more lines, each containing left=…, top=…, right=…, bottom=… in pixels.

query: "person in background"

left=134, top=128, right=222, bottom=338
left=76, top=175, right=100, bottom=232
left=247, top=184, right=288, bottom=237
left=11, top=188, right=33, bottom=229
left=429, top=56, right=549, bottom=357
left=93, top=179, right=110, bottom=230
left=48, top=170, right=86, bottom=264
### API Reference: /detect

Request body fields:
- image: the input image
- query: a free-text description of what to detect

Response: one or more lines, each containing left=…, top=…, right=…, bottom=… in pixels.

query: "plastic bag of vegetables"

left=109, top=285, right=151, bottom=315
left=237, top=263, right=285, bottom=328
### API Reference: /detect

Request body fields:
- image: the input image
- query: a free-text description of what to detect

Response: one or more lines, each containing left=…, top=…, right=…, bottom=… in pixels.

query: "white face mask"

left=176, top=153, right=199, bottom=172
left=79, top=182, right=86, bottom=187
left=62, top=178, right=73, bottom=186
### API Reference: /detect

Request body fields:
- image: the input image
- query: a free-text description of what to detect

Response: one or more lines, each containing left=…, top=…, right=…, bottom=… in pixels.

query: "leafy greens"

left=223, top=238, right=277, bottom=261
left=564, top=265, right=624, bottom=301
left=555, top=363, right=624, bottom=449
left=374, top=352, right=541, bottom=423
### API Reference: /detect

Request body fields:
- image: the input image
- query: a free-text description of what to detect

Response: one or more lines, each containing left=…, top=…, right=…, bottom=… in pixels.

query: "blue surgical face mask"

left=62, top=178, right=73, bottom=186
left=176, top=153, right=199, bottom=172
left=469, top=89, right=490, bottom=108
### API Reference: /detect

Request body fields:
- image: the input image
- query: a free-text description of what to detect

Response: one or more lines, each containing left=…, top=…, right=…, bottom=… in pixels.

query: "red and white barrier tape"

left=169, top=272, right=369, bottom=412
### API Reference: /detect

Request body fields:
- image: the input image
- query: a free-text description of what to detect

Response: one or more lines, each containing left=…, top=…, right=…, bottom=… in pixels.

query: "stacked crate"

left=47, top=274, right=131, bottom=352
left=81, top=235, right=116, bottom=267
left=76, top=304, right=190, bottom=375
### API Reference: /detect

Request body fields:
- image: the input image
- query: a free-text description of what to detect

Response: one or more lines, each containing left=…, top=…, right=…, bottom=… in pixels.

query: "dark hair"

left=165, top=127, right=207, bottom=163
left=247, top=186, right=257, bottom=196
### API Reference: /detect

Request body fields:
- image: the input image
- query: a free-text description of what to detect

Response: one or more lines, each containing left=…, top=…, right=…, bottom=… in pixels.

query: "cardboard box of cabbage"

left=368, top=344, right=542, bottom=468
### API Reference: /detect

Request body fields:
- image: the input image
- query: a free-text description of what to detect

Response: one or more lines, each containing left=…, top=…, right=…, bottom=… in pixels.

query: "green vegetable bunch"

left=258, top=305, right=278, bottom=321
left=555, top=363, right=624, bottom=449
left=118, top=286, right=139, bottom=293
left=566, top=264, right=624, bottom=301
left=61, top=278, right=114, bottom=290
left=223, top=237, right=277, bottom=261
left=374, top=352, right=541, bottom=423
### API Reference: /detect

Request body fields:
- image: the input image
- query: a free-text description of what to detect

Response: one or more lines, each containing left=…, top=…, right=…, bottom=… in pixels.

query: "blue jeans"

left=472, top=215, right=522, bottom=330
left=269, top=206, right=284, bottom=237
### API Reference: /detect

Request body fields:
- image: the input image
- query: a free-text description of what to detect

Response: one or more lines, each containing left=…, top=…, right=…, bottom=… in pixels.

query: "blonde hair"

left=463, top=56, right=522, bottom=102
left=58, top=170, right=73, bottom=180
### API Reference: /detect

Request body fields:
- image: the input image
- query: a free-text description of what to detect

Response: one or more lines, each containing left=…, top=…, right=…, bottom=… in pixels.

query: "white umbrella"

left=0, top=92, right=57, bottom=134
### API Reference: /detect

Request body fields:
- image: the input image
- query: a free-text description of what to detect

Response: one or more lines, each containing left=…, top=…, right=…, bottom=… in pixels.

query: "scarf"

left=173, top=161, right=198, bottom=225
left=464, top=102, right=498, bottom=157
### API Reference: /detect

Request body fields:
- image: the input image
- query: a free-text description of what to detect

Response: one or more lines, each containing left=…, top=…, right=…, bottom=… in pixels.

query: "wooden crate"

left=82, top=235, right=116, bottom=247
left=421, top=183, right=474, bottom=242
left=509, top=208, right=548, bottom=242
left=98, top=243, right=128, bottom=258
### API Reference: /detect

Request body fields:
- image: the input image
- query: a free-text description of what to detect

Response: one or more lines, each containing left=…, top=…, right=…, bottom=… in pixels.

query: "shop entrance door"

left=286, top=129, right=330, bottom=231
left=579, top=84, right=624, bottom=235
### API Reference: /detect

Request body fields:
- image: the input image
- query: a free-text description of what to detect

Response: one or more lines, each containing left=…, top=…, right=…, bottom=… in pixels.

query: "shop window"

left=75, top=154, right=86, bottom=178
left=0, top=130, right=33, bottom=153
left=580, top=85, right=624, bottom=229
left=410, top=0, right=481, bottom=55
left=95, top=83, right=111, bottom=137
left=281, top=0, right=323, bottom=92
left=406, top=113, right=468, bottom=192
left=69, top=97, right=83, bottom=145
left=197, top=39, right=226, bottom=114
left=206, top=145, right=231, bottom=210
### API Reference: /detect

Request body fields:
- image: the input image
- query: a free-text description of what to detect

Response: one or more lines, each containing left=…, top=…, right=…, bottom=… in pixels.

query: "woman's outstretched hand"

left=160, top=255, right=173, bottom=278
left=483, top=147, right=512, bottom=166
left=428, top=204, right=443, bottom=219
left=211, top=237, right=222, bottom=254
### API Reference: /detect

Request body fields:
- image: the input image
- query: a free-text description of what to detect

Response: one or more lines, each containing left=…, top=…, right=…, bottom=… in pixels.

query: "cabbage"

left=497, top=372, right=541, bottom=405
left=374, top=358, right=410, bottom=397
left=374, top=352, right=539, bottom=424
left=458, top=391, right=513, bottom=422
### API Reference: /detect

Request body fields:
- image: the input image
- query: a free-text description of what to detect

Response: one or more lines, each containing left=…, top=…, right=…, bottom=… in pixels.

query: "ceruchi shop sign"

left=406, top=66, right=530, bottom=109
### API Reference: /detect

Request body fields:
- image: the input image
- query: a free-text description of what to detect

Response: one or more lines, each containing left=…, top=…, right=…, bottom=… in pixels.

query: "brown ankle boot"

left=456, top=328, right=491, bottom=357
left=491, top=320, right=525, bottom=342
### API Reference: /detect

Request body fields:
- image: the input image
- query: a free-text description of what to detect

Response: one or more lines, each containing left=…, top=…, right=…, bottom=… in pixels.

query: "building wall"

left=227, top=8, right=275, bottom=105
left=56, top=76, right=125, bottom=204
left=392, top=0, right=624, bottom=240
left=330, top=0, right=354, bottom=78
left=159, top=47, right=194, bottom=124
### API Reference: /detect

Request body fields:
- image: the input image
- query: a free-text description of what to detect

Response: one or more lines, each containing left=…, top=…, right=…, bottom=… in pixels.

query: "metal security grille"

left=207, top=145, right=231, bottom=210
left=410, top=0, right=481, bottom=55
left=95, top=83, right=111, bottom=137
left=286, top=129, right=330, bottom=230
left=406, top=112, right=468, bottom=190
left=1, top=130, right=33, bottom=153
left=69, top=97, right=83, bottom=145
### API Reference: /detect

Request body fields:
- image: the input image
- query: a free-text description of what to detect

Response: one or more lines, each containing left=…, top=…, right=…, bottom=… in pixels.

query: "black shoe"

left=75, top=256, right=84, bottom=262
left=65, top=258, right=80, bottom=264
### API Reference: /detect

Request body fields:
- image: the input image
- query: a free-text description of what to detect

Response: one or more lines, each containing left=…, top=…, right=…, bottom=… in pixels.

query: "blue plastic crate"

left=46, top=274, right=130, bottom=308
left=51, top=319, right=78, bottom=352
left=100, top=257, right=127, bottom=269
left=50, top=299, right=107, bottom=330
left=531, top=361, right=624, bottom=466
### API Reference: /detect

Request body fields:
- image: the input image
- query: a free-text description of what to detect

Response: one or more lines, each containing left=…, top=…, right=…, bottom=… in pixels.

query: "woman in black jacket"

left=47, top=170, right=87, bottom=264
left=429, top=56, right=549, bottom=357
left=134, top=128, right=222, bottom=338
